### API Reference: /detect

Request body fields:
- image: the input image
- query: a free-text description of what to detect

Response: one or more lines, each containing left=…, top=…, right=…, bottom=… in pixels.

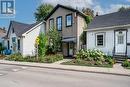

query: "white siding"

left=22, top=23, right=45, bottom=56
left=127, top=28, right=130, bottom=57
left=87, top=29, right=114, bottom=56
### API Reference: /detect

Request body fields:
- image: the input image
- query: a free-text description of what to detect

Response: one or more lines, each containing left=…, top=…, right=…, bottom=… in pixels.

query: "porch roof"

left=62, top=37, right=76, bottom=43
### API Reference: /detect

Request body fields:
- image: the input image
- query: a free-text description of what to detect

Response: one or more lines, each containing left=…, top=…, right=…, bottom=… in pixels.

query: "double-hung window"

left=96, top=33, right=105, bottom=46
left=66, top=14, right=72, bottom=27
left=56, top=16, right=62, bottom=31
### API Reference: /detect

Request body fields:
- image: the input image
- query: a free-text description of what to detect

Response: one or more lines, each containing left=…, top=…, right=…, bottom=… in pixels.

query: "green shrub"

left=95, top=61, right=102, bottom=65
left=76, top=49, right=106, bottom=62
left=43, top=54, right=63, bottom=63
left=105, top=56, right=114, bottom=65
left=7, top=53, right=24, bottom=61
left=122, top=60, right=130, bottom=67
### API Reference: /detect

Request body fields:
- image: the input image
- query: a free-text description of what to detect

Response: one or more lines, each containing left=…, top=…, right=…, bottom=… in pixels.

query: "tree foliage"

left=118, top=7, right=130, bottom=12
left=38, top=33, right=47, bottom=57
left=80, top=31, right=86, bottom=45
left=47, top=27, right=61, bottom=53
left=82, top=8, right=94, bottom=24
left=82, top=8, right=94, bottom=17
left=35, top=4, right=54, bottom=21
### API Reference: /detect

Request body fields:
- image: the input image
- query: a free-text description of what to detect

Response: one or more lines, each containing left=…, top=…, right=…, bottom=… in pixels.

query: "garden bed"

left=0, top=55, right=6, bottom=59
left=62, top=49, right=114, bottom=68
left=6, top=53, right=63, bottom=63
left=62, top=59, right=113, bottom=68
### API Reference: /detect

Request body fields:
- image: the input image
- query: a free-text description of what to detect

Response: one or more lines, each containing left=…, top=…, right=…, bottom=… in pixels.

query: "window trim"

left=56, top=16, right=62, bottom=31
left=66, top=13, right=73, bottom=27
left=95, top=32, right=105, bottom=47
left=49, top=18, right=54, bottom=30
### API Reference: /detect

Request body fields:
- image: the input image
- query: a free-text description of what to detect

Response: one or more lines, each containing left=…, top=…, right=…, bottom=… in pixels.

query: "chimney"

left=96, top=12, right=99, bottom=16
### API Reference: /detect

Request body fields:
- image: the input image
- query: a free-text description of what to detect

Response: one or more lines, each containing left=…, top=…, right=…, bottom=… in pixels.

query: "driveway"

left=0, top=64, right=130, bottom=87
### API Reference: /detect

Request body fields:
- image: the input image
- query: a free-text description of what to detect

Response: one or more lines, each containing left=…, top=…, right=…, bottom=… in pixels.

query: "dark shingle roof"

left=7, top=21, right=41, bottom=37
left=44, top=4, right=86, bottom=20
left=88, top=10, right=130, bottom=29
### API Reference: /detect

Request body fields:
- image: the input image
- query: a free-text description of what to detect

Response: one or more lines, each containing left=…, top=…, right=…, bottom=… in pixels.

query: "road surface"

left=0, top=64, right=130, bottom=87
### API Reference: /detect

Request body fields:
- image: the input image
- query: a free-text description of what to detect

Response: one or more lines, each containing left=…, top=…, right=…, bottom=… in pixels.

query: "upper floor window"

left=49, top=18, right=54, bottom=30
left=96, top=33, right=105, bottom=46
left=12, top=37, right=16, bottom=43
left=56, top=16, right=62, bottom=31
left=66, top=14, right=72, bottom=27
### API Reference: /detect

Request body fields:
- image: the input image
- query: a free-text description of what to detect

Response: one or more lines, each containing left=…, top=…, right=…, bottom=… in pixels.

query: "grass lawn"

left=62, top=59, right=113, bottom=68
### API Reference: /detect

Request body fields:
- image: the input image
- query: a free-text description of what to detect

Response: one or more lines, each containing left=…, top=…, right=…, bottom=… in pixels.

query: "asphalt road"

left=0, top=64, right=130, bottom=87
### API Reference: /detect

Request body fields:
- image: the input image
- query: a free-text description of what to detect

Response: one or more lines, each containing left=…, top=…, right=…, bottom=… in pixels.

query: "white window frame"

left=96, top=33, right=105, bottom=47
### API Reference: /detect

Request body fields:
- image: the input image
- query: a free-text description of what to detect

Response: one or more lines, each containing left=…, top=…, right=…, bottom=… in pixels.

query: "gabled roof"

left=7, top=21, right=42, bottom=37
left=88, top=9, right=130, bottom=30
left=44, top=4, right=86, bottom=20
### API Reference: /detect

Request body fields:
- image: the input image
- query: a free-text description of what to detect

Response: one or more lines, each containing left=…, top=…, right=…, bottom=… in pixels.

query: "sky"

left=0, top=0, right=130, bottom=29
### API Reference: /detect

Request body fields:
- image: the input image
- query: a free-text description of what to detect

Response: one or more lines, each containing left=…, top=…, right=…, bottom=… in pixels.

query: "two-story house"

left=45, top=4, right=87, bottom=57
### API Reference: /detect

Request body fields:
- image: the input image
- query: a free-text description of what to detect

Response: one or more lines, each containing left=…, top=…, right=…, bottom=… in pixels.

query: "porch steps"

left=113, top=55, right=128, bottom=63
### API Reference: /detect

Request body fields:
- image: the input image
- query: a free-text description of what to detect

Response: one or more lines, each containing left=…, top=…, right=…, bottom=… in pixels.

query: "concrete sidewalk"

left=0, top=60, right=130, bottom=76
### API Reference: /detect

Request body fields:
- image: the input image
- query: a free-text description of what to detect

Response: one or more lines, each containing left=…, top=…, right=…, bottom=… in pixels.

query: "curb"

left=0, top=62, right=130, bottom=77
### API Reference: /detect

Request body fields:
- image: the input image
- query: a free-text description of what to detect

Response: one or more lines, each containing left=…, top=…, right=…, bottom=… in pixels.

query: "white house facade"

left=87, top=10, right=130, bottom=57
left=5, top=21, right=45, bottom=56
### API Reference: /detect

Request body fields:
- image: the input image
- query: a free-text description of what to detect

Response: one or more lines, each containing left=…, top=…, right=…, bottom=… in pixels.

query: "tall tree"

left=82, top=8, right=94, bottom=18
left=82, top=8, right=94, bottom=24
left=38, top=33, right=48, bottom=57
left=35, top=4, right=54, bottom=21
left=118, top=7, right=130, bottom=12
left=80, top=8, right=94, bottom=45
left=47, top=27, right=61, bottom=54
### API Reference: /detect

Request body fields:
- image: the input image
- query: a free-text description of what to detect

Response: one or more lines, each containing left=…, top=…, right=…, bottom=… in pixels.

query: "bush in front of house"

left=76, top=49, right=106, bottom=62
left=41, top=54, right=63, bottom=63
left=122, top=59, right=130, bottom=68
left=7, top=53, right=24, bottom=61
left=62, top=49, right=114, bottom=67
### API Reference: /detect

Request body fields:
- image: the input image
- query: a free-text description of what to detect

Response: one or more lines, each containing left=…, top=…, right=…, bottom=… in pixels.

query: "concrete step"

left=113, top=55, right=128, bottom=63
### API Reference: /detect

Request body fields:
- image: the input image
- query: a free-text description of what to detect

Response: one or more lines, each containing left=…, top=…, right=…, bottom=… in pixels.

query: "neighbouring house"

left=45, top=4, right=87, bottom=57
left=0, top=27, right=6, bottom=44
left=86, top=10, right=130, bottom=57
left=4, top=21, right=45, bottom=56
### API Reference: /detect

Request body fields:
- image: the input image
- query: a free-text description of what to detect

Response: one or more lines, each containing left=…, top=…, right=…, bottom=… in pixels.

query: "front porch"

left=62, top=37, right=76, bottom=57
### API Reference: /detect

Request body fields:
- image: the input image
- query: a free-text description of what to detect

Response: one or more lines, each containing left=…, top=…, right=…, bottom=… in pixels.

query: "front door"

left=115, top=30, right=126, bottom=55
left=68, top=43, right=73, bottom=56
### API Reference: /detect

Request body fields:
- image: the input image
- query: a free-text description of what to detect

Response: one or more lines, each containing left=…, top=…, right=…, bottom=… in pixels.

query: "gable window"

left=12, top=37, right=16, bottom=43
left=96, top=33, right=105, bottom=46
left=49, top=18, right=54, bottom=30
left=56, top=16, right=62, bottom=31
left=66, top=14, right=72, bottom=27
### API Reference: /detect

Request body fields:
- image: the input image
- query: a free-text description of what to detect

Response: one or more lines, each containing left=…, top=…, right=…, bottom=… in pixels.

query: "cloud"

left=41, top=0, right=94, bottom=8
left=93, top=4, right=130, bottom=15
left=41, top=0, right=130, bottom=15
